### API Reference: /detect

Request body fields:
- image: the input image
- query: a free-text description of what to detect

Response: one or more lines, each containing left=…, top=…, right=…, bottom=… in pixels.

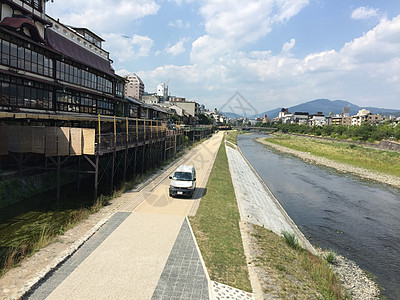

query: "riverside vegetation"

left=265, top=134, right=400, bottom=177
left=270, top=122, right=400, bottom=143
left=190, top=133, right=347, bottom=298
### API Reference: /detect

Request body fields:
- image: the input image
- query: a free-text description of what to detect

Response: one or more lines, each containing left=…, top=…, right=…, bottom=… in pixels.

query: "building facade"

left=124, top=73, right=144, bottom=101
left=170, top=100, right=200, bottom=117
left=0, top=0, right=125, bottom=116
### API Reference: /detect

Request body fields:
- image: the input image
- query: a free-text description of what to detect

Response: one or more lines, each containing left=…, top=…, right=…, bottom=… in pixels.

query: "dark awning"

left=0, top=17, right=47, bottom=44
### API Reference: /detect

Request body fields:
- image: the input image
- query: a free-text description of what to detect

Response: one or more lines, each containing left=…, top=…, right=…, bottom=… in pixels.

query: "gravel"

left=317, top=249, right=381, bottom=300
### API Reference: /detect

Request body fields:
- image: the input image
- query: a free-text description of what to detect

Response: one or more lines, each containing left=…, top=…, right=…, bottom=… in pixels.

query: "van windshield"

left=172, top=172, right=192, bottom=181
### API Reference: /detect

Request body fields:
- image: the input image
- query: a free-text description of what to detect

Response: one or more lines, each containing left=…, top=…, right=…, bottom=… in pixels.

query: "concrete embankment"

left=225, top=142, right=315, bottom=253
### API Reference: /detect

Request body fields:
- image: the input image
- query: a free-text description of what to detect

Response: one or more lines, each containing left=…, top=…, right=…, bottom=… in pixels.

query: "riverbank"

left=256, top=137, right=400, bottom=189
left=226, top=141, right=380, bottom=299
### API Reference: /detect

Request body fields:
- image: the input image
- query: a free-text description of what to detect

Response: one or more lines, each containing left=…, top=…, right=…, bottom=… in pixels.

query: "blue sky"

left=46, top=0, right=400, bottom=114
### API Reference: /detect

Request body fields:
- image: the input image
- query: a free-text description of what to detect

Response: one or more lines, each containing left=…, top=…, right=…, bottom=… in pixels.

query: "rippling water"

left=238, top=134, right=400, bottom=300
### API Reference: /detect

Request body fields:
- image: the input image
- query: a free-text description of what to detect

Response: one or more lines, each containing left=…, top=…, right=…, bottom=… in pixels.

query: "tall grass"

left=252, top=225, right=348, bottom=299
left=282, top=230, right=301, bottom=250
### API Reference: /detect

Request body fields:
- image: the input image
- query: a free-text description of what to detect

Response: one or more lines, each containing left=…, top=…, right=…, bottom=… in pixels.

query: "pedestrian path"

left=16, top=132, right=258, bottom=300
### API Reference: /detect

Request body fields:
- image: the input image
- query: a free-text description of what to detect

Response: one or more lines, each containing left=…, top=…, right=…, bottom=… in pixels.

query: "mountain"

left=222, top=111, right=243, bottom=119
left=254, top=99, right=400, bottom=119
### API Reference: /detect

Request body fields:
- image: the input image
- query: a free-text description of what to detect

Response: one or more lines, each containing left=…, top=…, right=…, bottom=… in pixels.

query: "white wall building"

left=157, top=82, right=169, bottom=100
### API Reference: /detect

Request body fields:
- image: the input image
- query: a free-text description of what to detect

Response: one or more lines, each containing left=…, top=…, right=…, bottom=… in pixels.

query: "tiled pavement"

left=151, top=218, right=209, bottom=300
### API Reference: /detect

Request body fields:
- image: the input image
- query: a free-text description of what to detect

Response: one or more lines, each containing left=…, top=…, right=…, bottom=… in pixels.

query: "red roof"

left=46, top=29, right=115, bottom=77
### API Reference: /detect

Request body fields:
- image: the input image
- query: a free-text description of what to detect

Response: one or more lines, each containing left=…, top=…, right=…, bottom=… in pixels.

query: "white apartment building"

left=124, top=73, right=144, bottom=100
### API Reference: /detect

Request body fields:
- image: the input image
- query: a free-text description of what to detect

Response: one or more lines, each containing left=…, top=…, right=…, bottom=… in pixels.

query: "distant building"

left=293, top=112, right=309, bottom=124
left=367, top=114, right=383, bottom=124
left=142, top=94, right=159, bottom=105
left=124, top=73, right=144, bottom=101
left=157, top=82, right=169, bottom=101
left=262, top=114, right=270, bottom=124
left=342, top=106, right=350, bottom=117
left=170, top=101, right=200, bottom=117
left=309, top=113, right=326, bottom=126
left=352, top=109, right=371, bottom=126
left=169, top=96, right=185, bottom=102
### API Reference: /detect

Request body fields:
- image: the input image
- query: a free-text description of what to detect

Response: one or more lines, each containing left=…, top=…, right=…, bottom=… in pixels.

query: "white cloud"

left=282, top=39, right=296, bottom=54
left=146, top=14, right=400, bottom=110
left=165, top=39, right=186, bottom=56
left=351, top=6, right=378, bottom=20
left=46, top=0, right=159, bottom=34
left=168, top=19, right=190, bottom=28
left=191, top=1, right=309, bottom=68
left=132, top=35, right=154, bottom=57
left=103, top=33, right=154, bottom=62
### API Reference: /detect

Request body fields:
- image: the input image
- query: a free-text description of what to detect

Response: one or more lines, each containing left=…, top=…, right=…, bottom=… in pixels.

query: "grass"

left=266, top=134, right=400, bottom=177
left=189, top=135, right=252, bottom=292
left=0, top=198, right=104, bottom=276
left=252, top=225, right=349, bottom=299
left=225, top=130, right=239, bottom=145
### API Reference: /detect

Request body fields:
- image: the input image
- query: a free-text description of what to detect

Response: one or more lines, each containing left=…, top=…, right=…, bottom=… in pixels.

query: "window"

left=0, top=75, right=53, bottom=110
left=22, top=0, right=43, bottom=12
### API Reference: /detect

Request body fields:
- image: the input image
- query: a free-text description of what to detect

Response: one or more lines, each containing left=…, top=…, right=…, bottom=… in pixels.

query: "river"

left=237, top=134, right=400, bottom=300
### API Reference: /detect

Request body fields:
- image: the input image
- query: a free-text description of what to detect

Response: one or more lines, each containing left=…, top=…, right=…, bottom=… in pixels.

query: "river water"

left=237, top=134, right=400, bottom=300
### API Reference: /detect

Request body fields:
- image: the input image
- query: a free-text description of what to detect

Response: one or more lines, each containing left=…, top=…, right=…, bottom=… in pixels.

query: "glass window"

left=9, top=84, right=17, bottom=106
left=1, top=40, right=9, bottom=65
left=0, top=82, right=10, bottom=105
left=18, top=46, right=24, bottom=69
left=10, top=43, right=17, bottom=67
left=24, top=49, right=32, bottom=72
left=24, top=86, right=31, bottom=107
left=31, top=51, right=38, bottom=73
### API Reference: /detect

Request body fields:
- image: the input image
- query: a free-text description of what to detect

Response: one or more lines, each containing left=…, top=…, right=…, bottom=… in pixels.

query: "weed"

left=326, top=251, right=336, bottom=264
left=282, top=231, right=301, bottom=251
left=59, top=225, right=64, bottom=235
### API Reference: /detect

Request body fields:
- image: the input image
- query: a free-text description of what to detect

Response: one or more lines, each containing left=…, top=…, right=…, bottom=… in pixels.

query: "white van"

left=169, top=165, right=196, bottom=198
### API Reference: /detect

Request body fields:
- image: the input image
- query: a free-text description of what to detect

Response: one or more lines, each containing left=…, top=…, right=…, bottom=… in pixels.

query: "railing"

left=95, top=118, right=170, bottom=153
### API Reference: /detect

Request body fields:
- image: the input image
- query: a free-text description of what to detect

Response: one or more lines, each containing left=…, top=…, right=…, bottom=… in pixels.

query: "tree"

left=198, top=113, right=214, bottom=125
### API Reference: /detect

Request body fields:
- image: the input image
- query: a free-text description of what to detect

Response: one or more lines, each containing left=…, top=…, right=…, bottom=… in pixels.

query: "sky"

left=46, top=0, right=400, bottom=114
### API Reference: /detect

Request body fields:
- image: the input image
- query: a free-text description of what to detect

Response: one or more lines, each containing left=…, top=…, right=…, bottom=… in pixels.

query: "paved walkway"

left=20, top=132, right=225, bottom=300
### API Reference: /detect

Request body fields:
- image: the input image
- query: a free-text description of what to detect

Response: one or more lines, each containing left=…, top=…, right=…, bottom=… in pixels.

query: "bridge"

left=232, top=126, right=278, bottom=132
